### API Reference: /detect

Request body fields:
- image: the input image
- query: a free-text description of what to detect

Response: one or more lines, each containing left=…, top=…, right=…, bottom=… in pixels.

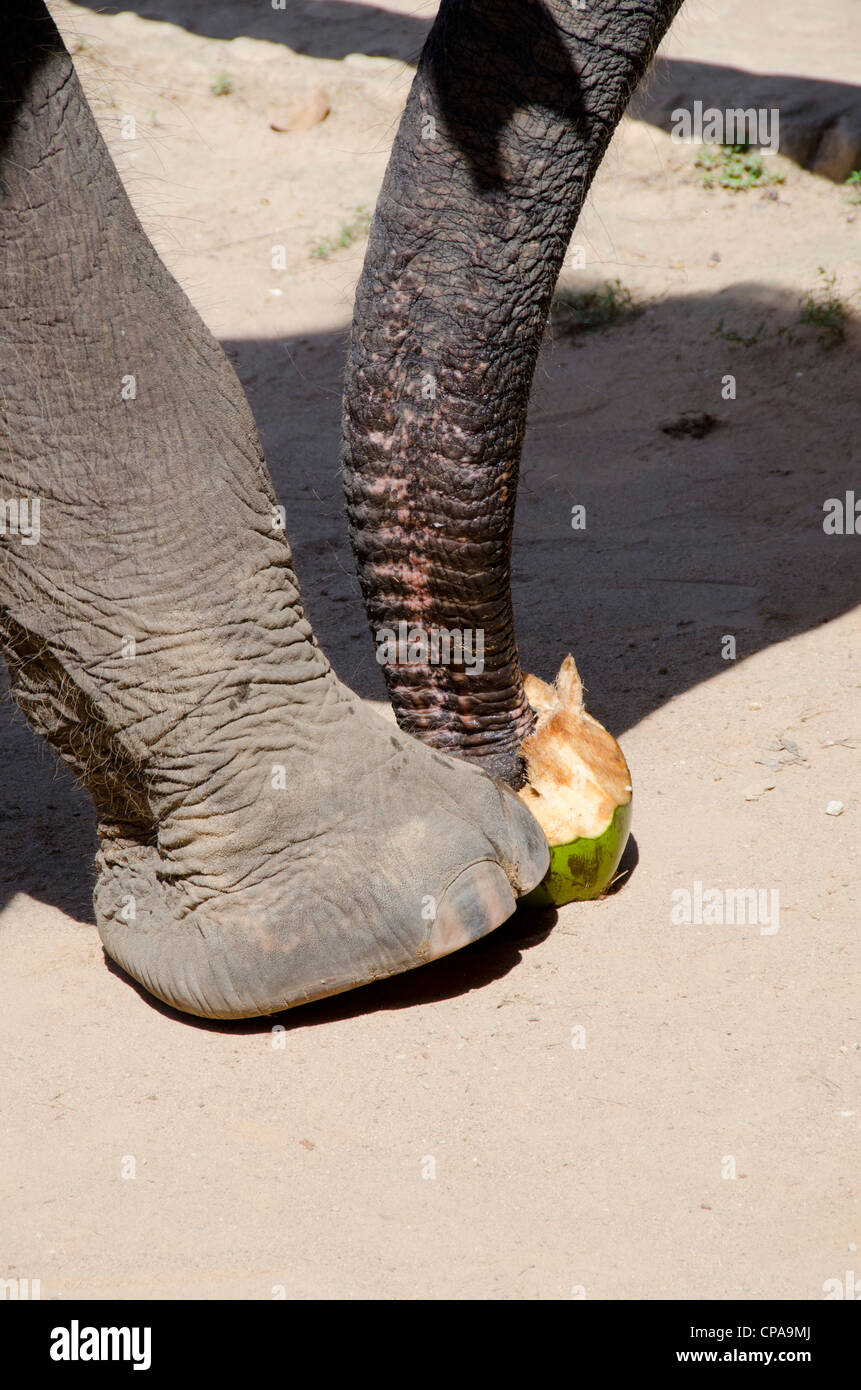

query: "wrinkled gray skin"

left=345, top=0, right=682, bottom=784
left=0, top=0, right=679, bottom=1019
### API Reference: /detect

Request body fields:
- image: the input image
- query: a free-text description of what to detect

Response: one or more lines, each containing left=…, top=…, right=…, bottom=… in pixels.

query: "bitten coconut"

left=517, top=655, right=632, bottom=907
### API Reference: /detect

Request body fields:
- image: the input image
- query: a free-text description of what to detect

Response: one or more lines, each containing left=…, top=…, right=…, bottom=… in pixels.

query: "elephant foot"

left=93, top=676, right=548, bottom=1019
left=515, top=657, right=633, bottom=906
left=0, top=5, right=551, bottom=1020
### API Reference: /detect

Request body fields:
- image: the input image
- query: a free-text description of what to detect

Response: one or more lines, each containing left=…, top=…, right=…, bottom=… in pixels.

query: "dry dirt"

left=1, top=0, right=859, bottom=1300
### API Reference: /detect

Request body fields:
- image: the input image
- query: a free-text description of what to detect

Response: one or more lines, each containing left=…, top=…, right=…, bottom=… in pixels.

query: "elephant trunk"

left=342, top=0, right=682, bottom=786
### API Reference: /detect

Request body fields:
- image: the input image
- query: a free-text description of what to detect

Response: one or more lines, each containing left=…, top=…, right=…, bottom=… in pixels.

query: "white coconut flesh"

left=516, top=654, right=632, bottom=846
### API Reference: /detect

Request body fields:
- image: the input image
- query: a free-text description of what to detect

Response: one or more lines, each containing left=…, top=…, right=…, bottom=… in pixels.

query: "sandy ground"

left=2, top=0, right=860, bottom=1300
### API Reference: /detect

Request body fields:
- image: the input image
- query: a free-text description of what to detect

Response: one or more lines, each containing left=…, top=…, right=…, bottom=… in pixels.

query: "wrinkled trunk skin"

left=343, top=0, right=682, bottom=786
left=0, top=2, right=548, bottom=1019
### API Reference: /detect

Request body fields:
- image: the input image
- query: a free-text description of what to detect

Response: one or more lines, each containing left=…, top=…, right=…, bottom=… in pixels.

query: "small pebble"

left=825, top=801, right=844, bottom=816
left=743, top=780, right=775, bottom=801
left=268, top=89, right=330, bottom=133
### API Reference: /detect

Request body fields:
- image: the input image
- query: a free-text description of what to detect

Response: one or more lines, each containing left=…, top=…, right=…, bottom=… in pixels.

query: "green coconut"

left=517, top=656, right=632, bottom=908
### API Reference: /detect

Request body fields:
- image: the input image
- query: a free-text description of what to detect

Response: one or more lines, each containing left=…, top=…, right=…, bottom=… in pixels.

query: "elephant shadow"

left=69, top=0, right=433, bottom=64
left=102, top=902, right=560, bottom=1032
left=239, top=279, right=861, bottom=745
left=3, top=0, right=860, bottom=1006
left=4, top=280, right=856, bottom=1022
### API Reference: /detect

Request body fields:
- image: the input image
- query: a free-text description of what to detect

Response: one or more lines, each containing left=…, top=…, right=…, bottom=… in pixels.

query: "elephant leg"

left=0, top=1, right=548, bottom=1019
left=343, top=0, right=682, bottom=787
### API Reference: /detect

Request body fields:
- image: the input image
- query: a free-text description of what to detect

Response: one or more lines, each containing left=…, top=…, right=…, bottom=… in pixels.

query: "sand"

left=1, top=0, right=859, bottom=1299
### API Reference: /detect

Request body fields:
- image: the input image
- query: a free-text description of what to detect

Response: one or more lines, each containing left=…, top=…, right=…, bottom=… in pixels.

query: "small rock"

left=660, top=411, right=718, bottom=440
left=268, top=88, right=330, bottom=133
left=777, top=734, right=805, bottom=764
left=825, top=800, right=845, bottom=816
left=748, top=701, right=761, bottom=710
left=743, top=780, right=775, bottom=801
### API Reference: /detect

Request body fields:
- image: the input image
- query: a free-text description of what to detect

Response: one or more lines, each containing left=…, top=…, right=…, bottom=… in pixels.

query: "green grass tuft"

left=308, top=206, right=372, bottom=260
left=799, top=267, right=846, bottom=345
left=551, top=279, right=641, bottom=335
left=695, top=144, right=784, bottom=191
